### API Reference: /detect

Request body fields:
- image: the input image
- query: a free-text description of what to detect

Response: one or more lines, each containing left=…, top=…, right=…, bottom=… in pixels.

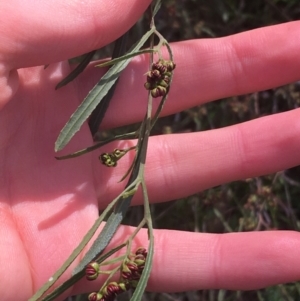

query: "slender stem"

left=98, top=266, right=121, bottom=292
left=125, top=218, right=147, bottom=254
left=56, top=131, right=138, bottom=160
left=100, top=255, right=126, bottom=266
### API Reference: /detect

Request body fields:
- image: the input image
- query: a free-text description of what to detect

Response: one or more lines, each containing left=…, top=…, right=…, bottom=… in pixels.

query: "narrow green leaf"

left=95, top=49, right=156, bottom=68
left=72, top=195, right=133, bottom=275
left=72, top=146, right=142, bottom=274
left=152, top=0, right=162, bottom=17
left=88, top=33, right=128, bottom=136
left=72, top=115, right=149, bottom=275
left=55, top=131, right=137, bottom=160
left=55, top=28, right=155, bottom=152
left=55, top=50, right=96, bottom=90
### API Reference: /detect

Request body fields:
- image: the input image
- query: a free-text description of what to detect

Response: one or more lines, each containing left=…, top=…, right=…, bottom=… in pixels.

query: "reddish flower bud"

left=121, top=261, right=131, bottom=273
left=130, top=270, right=142, bottom=280
left=151, top=86, right=167, bottom=98
left=88, top=292, right=103, bottom=301
left=134, top=257, right=146, bottom=266
left=144, top=81, right=153, bottom=90
left=121, top=271, right=132, bottom=279
left=135, top=247, right=147, bottom=257
left=118, top=282, right=128, bottom=291
left=152, top=61, right=167, bottom=74
left=85, top=262, right=100, bottom=281
left=166, top=60, right=176, bottom=71
left=127, top=262, right=139, bottom=271
left=162, top=75, right=170, bottom=85
left=102, top=282, right=120, bottom=297
left=150, top=69, right=162, bottom=79
left=135, top=254, right=145, bottom=260
left=164, top=71, right=172, bottom=78
left=99, top=153, right=117, bottom=167
left=158, top=79, right=169, bottom=88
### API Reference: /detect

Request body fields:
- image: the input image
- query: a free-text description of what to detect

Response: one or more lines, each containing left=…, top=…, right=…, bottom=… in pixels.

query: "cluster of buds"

left=99, top=149, right=127, bottom=167
left=88, top=282, right=128, bottom=301
left=99, top=146, right=135, bottom=167
left=86, top=247, right=147, bottom=301
left=120, top=247, right=147, bottom=287
left=144, top=59, right=176, bottom=98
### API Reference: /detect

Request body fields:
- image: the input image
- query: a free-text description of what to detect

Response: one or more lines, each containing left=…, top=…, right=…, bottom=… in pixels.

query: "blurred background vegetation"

left=71, top=1, right=300, bottom=301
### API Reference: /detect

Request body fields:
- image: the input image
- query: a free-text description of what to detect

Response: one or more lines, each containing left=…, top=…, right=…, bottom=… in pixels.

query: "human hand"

left=1, top=1, right=300, bottom=300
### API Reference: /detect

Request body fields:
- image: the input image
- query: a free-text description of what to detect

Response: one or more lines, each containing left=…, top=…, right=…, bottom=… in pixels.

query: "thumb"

left=0, top=0, right=151, bottom=105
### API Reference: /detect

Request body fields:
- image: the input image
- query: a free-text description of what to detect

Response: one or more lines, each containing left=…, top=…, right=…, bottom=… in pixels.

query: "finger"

left=93, top=108, right=300, bottom=206
left=72, top=228, right=300, bottom=293
left=149, top=230, right=300, bottom=291
left=0, top=0, right=150, bottom=107
left=78, top=21, right=300, bottom=129
left=0, top=0, right=151, bottom=69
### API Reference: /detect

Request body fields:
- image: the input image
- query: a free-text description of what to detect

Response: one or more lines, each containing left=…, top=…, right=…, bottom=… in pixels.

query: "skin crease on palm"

left=1, top=0, right=300, bottom=300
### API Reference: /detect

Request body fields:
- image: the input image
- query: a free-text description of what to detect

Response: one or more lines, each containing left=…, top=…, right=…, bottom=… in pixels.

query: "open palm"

left=1, top=1, right=300, bottom=301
